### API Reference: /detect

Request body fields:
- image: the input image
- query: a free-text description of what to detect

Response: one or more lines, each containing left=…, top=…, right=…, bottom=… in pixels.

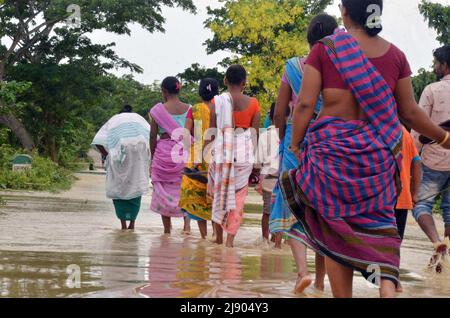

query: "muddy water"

left=0, top=174, right=449, bottom=298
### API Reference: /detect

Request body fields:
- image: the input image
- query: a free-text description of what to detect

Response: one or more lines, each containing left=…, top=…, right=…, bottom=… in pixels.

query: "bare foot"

left=294, top=274, right=312, bottom=294
left=313, top=281, right=325, bottom=292
left=429, top=242, right=449, bottom=274
left=396, top=281, right=403, bottom=293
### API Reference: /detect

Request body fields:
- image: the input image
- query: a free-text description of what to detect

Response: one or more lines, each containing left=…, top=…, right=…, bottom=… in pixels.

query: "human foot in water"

left=396, top=281, right=403, bottom=293
left=429, top=242, right=449, bottom=274
left=294, top=273, right=312, bottom=294
left=313, top=281, right=325, bottom=292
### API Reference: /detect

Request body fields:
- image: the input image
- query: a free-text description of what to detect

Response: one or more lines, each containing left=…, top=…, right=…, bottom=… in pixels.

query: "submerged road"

left=0, top=173, right=449, bottom=298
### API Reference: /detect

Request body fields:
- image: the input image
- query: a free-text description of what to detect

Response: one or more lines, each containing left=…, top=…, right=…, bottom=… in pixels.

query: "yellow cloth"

left=179, top=102, right=212, bottom=220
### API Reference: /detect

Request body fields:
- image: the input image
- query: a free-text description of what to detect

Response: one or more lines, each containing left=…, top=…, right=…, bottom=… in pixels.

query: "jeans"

left=412, top=164, right=450, bottom=227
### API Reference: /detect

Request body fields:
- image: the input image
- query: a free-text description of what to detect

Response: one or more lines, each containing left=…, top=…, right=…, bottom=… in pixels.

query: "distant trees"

left=412, top=0, right=449, bottom=100
left=0, top=0, right=195, bottom=154
left=204, top=0, right=333, bottom=114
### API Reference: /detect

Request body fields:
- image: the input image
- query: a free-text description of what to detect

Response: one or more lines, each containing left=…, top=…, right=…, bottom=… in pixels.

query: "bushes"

left=0, top=145, right=75, bottom=192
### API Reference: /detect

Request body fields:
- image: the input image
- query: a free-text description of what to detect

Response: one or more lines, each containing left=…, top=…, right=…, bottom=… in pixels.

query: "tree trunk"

left=46, top=135, right=57, bottom=162
left=0, top=115, right=35, bottom=151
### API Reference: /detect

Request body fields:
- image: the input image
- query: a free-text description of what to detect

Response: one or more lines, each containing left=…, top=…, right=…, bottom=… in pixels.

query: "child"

left=395, top=126, right=422, bottom=292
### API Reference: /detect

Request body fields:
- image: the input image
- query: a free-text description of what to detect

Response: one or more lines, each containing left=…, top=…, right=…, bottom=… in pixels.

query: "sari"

left=150, top=103, right=191, bottom=218
left=270, top=57, right=322, bottom=233
left=280, top=30, right=403, bottom=285
left=208, top=93, right=255, bottom=235
left=92, top=112, right=150, bottom=221
left=179, top=102, right=212, bottom=221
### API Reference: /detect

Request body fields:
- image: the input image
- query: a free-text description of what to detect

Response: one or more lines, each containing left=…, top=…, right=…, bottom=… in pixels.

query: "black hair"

left=161, top=76, right=181, bottom=95
left=120, top=104, right=133, bottom=114
left=342, top=0, right=383, bottom=37
left=268, top=103, right=290, bottom=122
left=434, top=45, right=450, bottom=68
left=269, top=102, right=276, bottom=122
left=225, top=64, right=247, bottom=86
left=307, top=13, right=339, bottom=46
left=199, top=78, right=219, bottom=102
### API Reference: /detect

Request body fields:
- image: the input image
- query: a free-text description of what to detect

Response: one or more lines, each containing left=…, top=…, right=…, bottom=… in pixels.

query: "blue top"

left=158, top=110, right=189, bottom=135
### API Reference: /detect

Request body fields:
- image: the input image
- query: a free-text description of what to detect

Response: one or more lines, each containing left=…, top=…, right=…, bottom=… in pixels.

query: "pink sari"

left=150, top=103, right=190, bottom=218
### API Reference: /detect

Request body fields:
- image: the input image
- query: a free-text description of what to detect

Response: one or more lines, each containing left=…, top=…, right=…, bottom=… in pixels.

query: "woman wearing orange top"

left=208, top=64, right=261, bottom=248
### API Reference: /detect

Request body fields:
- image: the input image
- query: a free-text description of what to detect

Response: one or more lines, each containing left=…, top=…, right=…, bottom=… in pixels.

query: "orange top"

left=396, top=128, right=421, bottom=210
left=233, top=98, right=260, bottom=128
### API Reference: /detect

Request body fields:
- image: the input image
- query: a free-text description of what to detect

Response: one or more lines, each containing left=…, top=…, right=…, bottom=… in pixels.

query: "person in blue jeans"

left=412, top=45, right=450, bottom=272
left=413, top=166, right=450, bottom=240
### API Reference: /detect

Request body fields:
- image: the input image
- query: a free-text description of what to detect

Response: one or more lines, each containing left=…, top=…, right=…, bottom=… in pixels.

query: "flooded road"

left=0, top=173, right=449, bottom=298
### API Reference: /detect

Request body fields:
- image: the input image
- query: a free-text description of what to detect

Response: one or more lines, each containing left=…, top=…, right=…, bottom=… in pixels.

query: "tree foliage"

left=0, top=0, right=196, bottom=150
left=205, top=0, right=333, bottom=114
left=419, top=0, right=450, bottom=45
left=178, top=63, right=225, bottom=90
left=412, top=68, right=437, bottom=102
left=412, top=1, right=449, bottom=100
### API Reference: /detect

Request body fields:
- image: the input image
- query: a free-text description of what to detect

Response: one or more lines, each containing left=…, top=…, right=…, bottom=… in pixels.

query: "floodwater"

left=0, top=173, right=449, bottom=298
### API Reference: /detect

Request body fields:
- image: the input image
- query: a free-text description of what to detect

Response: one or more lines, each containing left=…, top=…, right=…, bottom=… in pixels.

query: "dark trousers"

left=395, top=209, right=408, bottom=241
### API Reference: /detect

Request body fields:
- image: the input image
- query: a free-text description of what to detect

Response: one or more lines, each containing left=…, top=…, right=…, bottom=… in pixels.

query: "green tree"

left=412, top=68, right=437, bottom=102
left=9, top=62, right=110, bottom=163
left=0, top=0, right=196, bottom=150
left=412, top=1, right=449, bottom=100
left=205, top=0, right=332, bottom=115
left=84, top=74, right=201, bottom=142
left=0, top=80, right=32, bottom=148
left=419, top=0, right=450, bottom=45
left=178, top=63, right=225, bottom=90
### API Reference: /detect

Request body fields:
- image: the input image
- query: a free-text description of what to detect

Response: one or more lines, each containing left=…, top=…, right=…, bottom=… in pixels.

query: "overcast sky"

left=89, top=0, right=450, bottom=84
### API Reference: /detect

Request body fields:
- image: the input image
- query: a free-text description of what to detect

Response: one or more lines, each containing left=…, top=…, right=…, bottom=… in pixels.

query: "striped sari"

left=208, top=93, right=254, bottom=235
left=270, top=57, right=322, bottom=233
left=280, top=30, right=403, bottom=285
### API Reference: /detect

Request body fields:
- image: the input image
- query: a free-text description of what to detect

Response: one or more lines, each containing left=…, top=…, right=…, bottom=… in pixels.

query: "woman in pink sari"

left=149, top=77, right=192, bottom=234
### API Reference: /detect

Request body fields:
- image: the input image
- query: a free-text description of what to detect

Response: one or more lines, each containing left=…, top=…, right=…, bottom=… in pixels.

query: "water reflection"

left=1, top=176, right=450, bottom=298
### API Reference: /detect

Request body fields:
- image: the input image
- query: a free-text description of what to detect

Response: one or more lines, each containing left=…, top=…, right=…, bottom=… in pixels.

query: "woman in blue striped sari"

left=271, top=14, right=337, bottom=293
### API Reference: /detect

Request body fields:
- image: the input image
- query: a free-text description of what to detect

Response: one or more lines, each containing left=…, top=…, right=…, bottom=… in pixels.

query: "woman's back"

left=306, top=35, right=411, bottom=121
left=232, top=94, right=260, bottom=129
left=157, top=101, right=190, bottom=135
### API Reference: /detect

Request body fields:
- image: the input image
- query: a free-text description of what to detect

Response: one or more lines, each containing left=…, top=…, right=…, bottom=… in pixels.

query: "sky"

left=89, top=0, right=450, bottom=84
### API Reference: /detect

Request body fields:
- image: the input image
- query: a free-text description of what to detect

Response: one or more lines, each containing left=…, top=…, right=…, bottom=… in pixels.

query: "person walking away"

left=92, top=105, right=150, bottom=230
left=411, top=45, right=450, bottom=273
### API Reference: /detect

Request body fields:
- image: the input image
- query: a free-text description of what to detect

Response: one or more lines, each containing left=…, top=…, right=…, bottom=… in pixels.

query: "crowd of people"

left=92, top=0, right=450, bottom=298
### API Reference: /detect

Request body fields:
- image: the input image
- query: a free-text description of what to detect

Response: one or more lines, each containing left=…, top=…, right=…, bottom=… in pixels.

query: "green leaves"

left=419, top=0, right=450, bottom=45
left=205, top=0, right=333, bottom=115
left=0, top=144, right=74, bottom=192
left=412, top=1, right=448, bottom=99
left=0, top=81, right=31, bottom=115
left=178, top=63, right=225, bottom=89
left=412, top=68, right=437, bottom=101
